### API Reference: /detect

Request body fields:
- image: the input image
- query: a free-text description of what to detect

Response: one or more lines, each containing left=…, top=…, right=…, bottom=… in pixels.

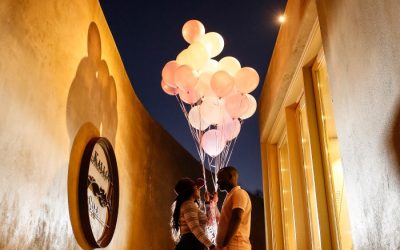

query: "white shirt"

left=216, top=186, right=252, bottom=249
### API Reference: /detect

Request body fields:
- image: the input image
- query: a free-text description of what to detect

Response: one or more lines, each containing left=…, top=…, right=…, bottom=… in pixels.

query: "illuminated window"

left=296, top=96, right=322, bottom=250
left=277, top=133, right=297, bottom=250
left=312, top=52, right=353, bottom=250
left=262, top=21, right=353, bottom=250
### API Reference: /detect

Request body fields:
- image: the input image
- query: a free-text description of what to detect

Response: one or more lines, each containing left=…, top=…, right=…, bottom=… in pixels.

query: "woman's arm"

left=182, top=201, right=213, bottom=248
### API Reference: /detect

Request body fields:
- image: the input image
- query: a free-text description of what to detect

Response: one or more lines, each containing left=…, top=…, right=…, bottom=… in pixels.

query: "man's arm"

left=220, top=208, right=244, bottom=247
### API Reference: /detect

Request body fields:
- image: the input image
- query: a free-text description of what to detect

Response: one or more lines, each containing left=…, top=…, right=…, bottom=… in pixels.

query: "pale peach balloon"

left=161, top=80, right=178, bottom=95
left=162, top=60, right=178, bottom=87
left=240, top=94, right=257, bottom=119
left=200, top=97, right=224, bottom=124
left=234, top=67, right=260, bottom=93
left=223, top=93, right=250, bottom=118
left=174, top=65, right=197, bottom=91
left=201, top=129, right=226, bottom=157
left=186, top=42, right=209, bottom=70
left=182, top=20, right=205, bottom=44
left=210, top=71, right=234, bottom=97
left=197, top=72, right=216, bottom=98
left=218, top=56, right=241, bottom=76
left=179, top=87, right=201, bottom=104
left=188, top=105, right=210, bottom=131
left=218, top=116, right=241, bottom=141
left=176, top=49, right=191, bottom=66
left=199, top=32, right=224, bottom=58
left=200, top=59, right=219, bottom=74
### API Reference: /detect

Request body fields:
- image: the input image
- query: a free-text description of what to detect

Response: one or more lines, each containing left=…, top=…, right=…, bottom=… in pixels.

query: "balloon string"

left=176, top=96, right=209, bottom=192
left=224, top=120, right=243, bottom=168
left=174, top=96, right=243, bottom=194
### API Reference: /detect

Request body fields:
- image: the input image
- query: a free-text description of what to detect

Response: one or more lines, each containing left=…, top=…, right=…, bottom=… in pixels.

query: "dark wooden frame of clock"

left=78, top=137, right=119, bottom=248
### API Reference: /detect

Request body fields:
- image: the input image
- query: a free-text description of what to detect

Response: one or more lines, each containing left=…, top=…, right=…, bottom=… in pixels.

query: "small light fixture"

left=278, top=15, right=286, bottom=23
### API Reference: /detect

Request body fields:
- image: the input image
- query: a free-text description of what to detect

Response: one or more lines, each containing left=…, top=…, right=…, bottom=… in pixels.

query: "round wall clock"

left=78, top=137, right=119, bottom=248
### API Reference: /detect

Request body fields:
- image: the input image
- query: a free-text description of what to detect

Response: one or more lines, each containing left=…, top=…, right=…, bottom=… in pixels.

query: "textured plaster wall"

left=317, top=0, right=400, bottom=248
left=0, top=0, right=203, bottom=249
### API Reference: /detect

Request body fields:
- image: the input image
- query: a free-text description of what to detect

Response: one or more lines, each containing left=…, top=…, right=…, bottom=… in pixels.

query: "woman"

left=171, top=177, right=217, bottom=250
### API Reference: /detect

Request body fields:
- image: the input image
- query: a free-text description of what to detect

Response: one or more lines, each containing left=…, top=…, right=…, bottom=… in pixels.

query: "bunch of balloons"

left=161, top=20, right=259, bottom=189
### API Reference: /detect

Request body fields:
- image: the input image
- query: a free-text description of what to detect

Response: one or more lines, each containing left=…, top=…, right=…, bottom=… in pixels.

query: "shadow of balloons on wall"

left=391, top=99, right=400, bottom=175
left=66, top=22, right=118, bottom=147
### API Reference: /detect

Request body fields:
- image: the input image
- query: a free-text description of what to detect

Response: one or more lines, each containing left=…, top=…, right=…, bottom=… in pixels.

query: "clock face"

left=79, top=137, right=119, bottom=248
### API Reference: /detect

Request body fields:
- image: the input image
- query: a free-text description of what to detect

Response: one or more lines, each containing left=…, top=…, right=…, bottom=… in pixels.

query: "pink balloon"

left=201, top=129, right=226, bottom=157
left=182, top=20, right=205, bottom=44
left=218, top=117, right=241, bottom=141
left=234, top=67, right=260, bottom=93
left=162, top=60, right=178, bottom=87
left=179, top=87, right=201, bottom=104
left=175, top=65, right=197, bottom=91
left=223, top=93, right=250, bottom=118
left=210, top=70, right=234, bottom=97
left=161, top=80, right=178, bottom=95
left=197, top=72, right=216, bottom=98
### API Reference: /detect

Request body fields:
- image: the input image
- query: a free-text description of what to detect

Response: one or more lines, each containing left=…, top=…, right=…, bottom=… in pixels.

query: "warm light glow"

left=100, top=122, right=103, bottom=136
left=278, top=15, right=286, bottom=23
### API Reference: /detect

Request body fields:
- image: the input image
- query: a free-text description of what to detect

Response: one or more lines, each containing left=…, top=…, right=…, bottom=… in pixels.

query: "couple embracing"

left=171, top=166, right=252, bottom=250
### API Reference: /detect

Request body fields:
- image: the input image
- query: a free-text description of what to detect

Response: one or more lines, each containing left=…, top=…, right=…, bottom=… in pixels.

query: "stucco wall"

left=317, top=0, right=400, bottom=248
left=0, top=0, right=203, bottom=249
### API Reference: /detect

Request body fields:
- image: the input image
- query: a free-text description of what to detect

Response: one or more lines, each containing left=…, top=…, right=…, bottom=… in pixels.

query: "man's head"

left=217, top=166, right=239, bottom=192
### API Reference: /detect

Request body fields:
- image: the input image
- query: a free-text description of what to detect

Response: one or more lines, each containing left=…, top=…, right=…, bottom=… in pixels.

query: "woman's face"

left=193, top=185, right=201, bottom=200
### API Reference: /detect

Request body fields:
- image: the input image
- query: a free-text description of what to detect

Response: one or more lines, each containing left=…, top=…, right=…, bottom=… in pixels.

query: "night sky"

left=99, top=0, right=287, bottom=193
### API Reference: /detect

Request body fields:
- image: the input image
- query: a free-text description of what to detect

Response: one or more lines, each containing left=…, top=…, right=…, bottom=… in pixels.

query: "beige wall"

left=260, top=0, right=400, bottom=248
left=0, top=0, right=203, bottom=249
left=316, top=0, right=400, bottom=248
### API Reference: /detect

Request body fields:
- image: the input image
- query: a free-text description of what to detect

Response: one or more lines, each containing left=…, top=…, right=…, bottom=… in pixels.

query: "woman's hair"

left=171, top=179, right=195, bottom=240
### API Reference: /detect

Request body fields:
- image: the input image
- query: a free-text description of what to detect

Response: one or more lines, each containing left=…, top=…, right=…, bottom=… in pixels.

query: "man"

left=215, top=166, right=252, bottom=249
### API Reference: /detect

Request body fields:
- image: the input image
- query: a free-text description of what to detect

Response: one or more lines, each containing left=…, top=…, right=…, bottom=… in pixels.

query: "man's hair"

left=220, top=166, right=239, bottom=178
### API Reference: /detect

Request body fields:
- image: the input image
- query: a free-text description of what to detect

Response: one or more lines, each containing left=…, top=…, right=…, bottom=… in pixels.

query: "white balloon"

left=188, top=105, right=210, bottom=130
left=200, top=59, right=219, bottom=74
left=218, top=56, right=241, bottom=76
left=240, top=94, right=257, bottom=119
left=176, top=49, right=191, bottom=66
left=185, top=42, right=209, bottom=70
left=199, top=32, right=224, bottom=58
left=200, top=97, right=224, bottom=124
left=201, top=129, right=226, bottom=157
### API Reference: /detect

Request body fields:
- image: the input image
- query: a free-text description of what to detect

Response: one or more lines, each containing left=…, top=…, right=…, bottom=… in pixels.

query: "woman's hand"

left=212, top=192, right=218, bottom=203
left=204, top=191, right=211, bottom=203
